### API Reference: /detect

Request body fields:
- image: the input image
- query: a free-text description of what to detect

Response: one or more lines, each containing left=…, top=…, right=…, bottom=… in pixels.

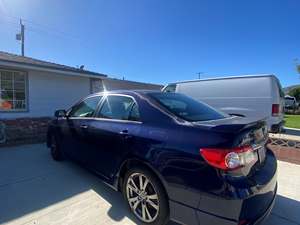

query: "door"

left=61, top=95, right=102, bottom=163
left=86, top=95, right=142, bottom=180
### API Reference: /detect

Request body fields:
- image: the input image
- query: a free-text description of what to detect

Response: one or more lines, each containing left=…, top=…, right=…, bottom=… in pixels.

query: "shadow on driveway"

left=265, top=195, right=300, bottom=225
left=0, top=144, right=179, bottom=225
left=0, top=144, right=136, bottom=224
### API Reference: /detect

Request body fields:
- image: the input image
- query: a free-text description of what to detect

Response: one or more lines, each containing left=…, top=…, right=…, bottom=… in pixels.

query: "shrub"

left=289, top=87, right=300, bottom=101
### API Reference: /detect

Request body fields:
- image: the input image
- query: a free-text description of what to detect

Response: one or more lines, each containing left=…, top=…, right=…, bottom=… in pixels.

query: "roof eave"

left=0, top=59, right=107, bottom=78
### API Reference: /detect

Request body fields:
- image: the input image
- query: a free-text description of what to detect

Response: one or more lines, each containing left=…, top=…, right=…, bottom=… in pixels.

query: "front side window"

left=148, top=92, right=227, bottom=122
left=98, top=95, right=137, bottom=121
left=0, top=70, right=27, bottom=111
left=69, top=96, right=101, bottom=117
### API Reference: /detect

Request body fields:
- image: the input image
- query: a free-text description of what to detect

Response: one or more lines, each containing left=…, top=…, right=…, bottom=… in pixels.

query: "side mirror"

left=54, top=109, right=67, bottom=118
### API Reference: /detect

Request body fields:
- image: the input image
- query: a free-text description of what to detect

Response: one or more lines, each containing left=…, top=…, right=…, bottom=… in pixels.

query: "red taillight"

left=200, top=146, right=257, bottom=170
left=272, top=104, right=280, bottom=116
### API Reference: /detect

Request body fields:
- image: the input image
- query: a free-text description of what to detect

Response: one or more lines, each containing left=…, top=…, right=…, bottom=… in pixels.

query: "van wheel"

left=122, top=167, right=169, bottom=225
left=49, top=134, right=64, bottom=161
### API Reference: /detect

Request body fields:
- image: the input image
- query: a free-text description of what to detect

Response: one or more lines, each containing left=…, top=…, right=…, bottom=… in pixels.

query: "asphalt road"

left=0, top=144, right=299, bottom=225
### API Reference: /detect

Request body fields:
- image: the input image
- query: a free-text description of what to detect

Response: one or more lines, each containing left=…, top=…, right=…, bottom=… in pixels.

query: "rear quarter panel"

left=152, top=124, right=235, bottom=208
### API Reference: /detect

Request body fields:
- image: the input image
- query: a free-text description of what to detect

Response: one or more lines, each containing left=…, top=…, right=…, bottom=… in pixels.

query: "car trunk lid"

left=195, top=116, right=269, bottom=176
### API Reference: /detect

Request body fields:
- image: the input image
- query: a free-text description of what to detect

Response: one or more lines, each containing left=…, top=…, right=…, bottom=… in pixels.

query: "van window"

left=163, top=84, right=177, bottom=93
left=148, top=92, right=227, bottom=122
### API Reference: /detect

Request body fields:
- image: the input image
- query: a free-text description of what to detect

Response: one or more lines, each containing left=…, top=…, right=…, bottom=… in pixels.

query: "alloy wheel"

left=126, top=172, right=160, bottom=223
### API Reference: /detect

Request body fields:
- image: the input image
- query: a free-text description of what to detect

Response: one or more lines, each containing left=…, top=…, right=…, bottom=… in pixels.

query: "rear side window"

left=162, top=84, right=177, bottom=93
left=69, top=96, right=102, bottom=117
left=128, top=103, right=140, bottom=121
left=97, top=95, right=138, bottom=121
left=148, top=92, right=227, bottom=122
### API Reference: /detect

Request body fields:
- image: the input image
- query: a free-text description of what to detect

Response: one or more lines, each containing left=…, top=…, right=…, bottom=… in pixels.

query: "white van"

left=162, top=74, right=285, bottom=133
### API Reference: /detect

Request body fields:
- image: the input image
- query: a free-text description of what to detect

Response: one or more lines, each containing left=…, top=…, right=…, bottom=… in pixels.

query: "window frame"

left=67, top=95, right=103, bottom=118
left=0, top=68, right=28, bottom=112
left=94, top=94, right=142, bottom=124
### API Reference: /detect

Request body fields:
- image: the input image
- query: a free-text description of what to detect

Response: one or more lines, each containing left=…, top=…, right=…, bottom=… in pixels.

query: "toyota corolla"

left=47, top=90, right=277, bottom=225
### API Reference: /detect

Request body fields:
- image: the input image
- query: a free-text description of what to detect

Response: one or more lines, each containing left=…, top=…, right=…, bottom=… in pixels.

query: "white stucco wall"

left=0, top=70, right=91, bottom=119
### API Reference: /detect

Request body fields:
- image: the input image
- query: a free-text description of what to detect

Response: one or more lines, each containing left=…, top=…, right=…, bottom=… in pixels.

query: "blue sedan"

left=47, top=90, right=277, bottom=225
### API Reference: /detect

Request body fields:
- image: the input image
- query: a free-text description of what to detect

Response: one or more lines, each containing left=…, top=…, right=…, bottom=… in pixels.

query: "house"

left=0, top=51, right=162, bottom=145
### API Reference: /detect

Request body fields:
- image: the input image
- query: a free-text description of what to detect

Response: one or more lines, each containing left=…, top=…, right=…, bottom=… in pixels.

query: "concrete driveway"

left=0, top=144, right=299, bottom=225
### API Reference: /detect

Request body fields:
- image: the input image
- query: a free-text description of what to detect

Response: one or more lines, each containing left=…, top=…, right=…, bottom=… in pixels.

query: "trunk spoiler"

left=193, top=116, right=267, bottom=134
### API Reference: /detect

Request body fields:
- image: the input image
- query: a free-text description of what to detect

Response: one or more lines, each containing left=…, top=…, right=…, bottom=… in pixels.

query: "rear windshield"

left=148, top=92, right=227, bottom=122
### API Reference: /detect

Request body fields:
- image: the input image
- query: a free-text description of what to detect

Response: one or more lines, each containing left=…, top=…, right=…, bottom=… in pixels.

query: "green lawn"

left=284, top=114, right=300, bottom=129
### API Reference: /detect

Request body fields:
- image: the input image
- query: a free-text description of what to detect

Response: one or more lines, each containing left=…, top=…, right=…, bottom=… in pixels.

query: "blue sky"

left=0, top=0, right=299, bottom=87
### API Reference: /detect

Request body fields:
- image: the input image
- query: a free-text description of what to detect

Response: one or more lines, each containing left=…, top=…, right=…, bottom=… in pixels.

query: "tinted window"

left=128, top=103, right=140, bottom=121
left=98, top=95, right=135, bottom=120
left=148, top=92, right=227, bottom=122
left=69, top=96, right=101, bottom=117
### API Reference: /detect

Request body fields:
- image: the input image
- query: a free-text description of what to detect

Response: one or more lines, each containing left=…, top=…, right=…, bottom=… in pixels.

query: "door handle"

left=80, top=125, right=88, bottom=129
left=119, top=129, right=129, bottom=135
left=119, top=129, right=132, bottom=140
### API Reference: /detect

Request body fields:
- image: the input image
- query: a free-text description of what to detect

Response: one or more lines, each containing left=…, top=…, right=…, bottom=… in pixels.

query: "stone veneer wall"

left=0, top=117, right=52, bottom=146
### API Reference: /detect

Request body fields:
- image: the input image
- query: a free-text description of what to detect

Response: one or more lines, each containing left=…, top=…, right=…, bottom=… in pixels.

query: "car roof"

left=88, top=89, right=162, bottom=97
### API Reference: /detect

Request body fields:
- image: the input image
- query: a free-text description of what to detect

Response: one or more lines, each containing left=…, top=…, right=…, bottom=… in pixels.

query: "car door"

left=86, top=95, right=142, bottom=180
left=60, top=95, right=102, bottom=163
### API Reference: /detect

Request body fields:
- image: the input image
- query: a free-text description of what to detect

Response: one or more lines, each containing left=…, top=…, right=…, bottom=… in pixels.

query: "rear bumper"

left=169, top=185, right=276, bottom=225
left=251, top=187, right=276, bottom=225
left=169, top=150, right=277, bottom=225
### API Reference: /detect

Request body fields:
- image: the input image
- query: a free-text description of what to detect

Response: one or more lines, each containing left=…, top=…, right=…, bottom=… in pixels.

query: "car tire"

left=49, top=134, right=64, bottom=161
left=122, top=167, right=169, bottom=225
